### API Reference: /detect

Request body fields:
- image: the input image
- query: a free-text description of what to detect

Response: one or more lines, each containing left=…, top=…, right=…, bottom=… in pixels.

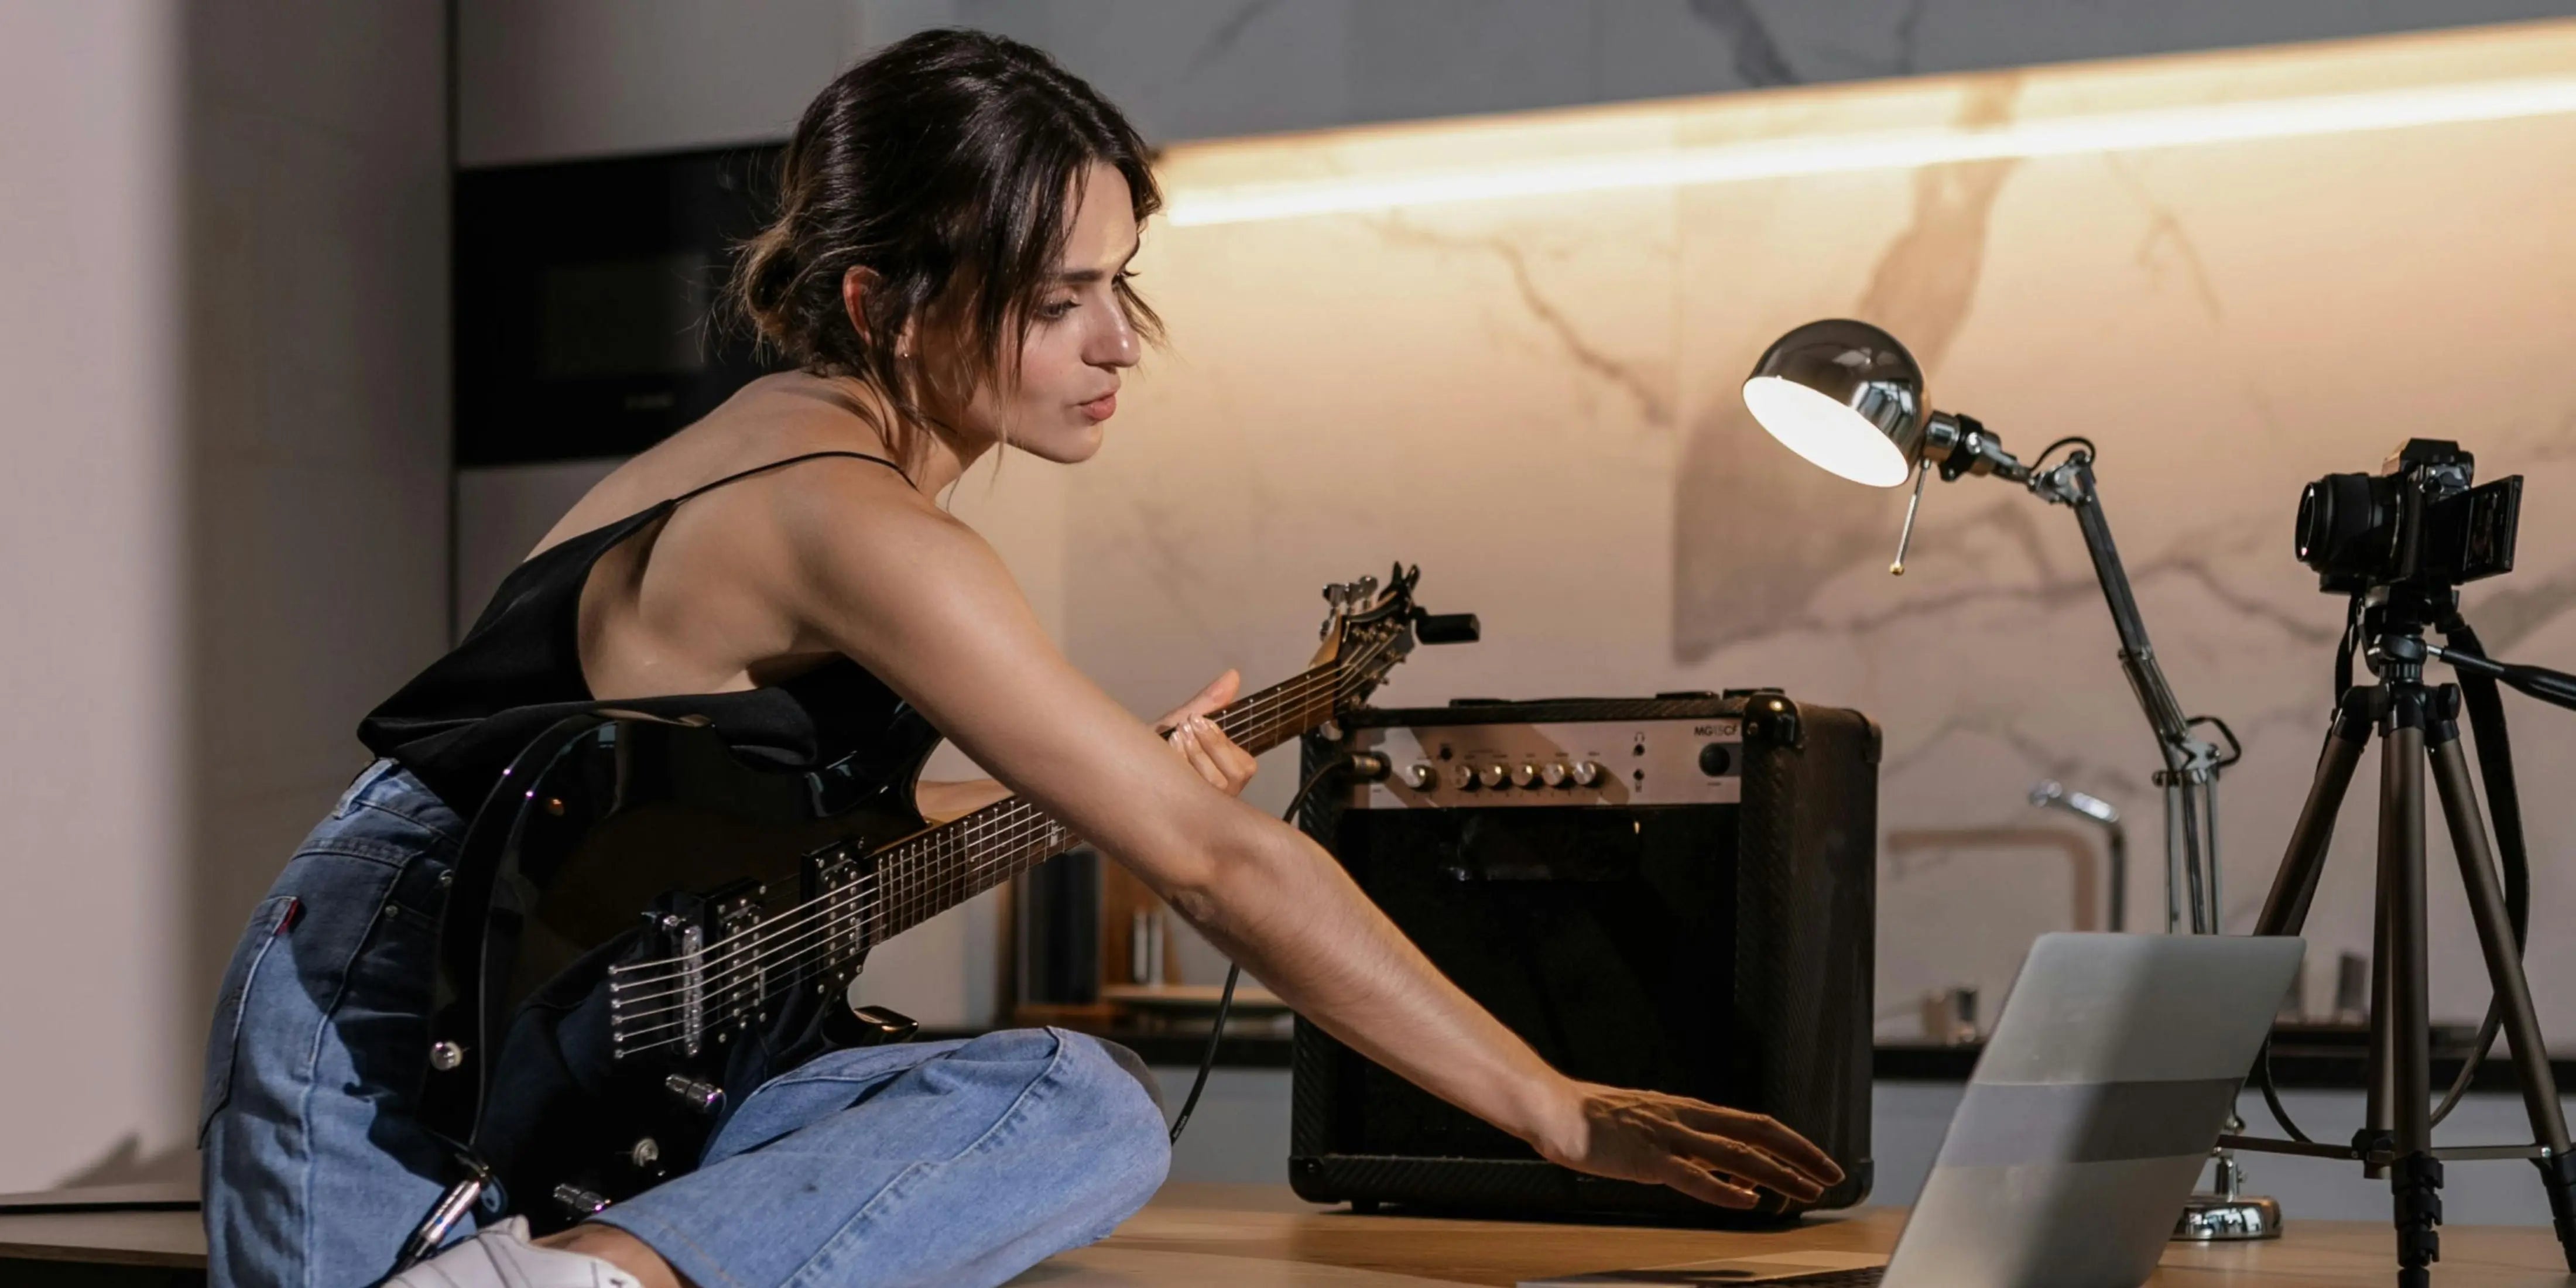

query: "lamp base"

left=2173, top=1191, right=2283, bottom=1241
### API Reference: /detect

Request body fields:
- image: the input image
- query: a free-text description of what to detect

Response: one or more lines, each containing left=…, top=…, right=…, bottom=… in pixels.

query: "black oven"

left=455, top=145, right=787, bottom=466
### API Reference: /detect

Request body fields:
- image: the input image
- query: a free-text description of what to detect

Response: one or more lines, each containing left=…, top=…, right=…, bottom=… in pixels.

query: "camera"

left=2294, top=438, right=2520, bottom=594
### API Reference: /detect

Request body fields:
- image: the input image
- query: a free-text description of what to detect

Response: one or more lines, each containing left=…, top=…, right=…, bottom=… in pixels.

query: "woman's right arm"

left=774, top=472, right=1842, bottom=1208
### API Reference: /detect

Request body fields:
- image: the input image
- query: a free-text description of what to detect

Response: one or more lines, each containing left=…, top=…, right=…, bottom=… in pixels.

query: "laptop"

left=1522, top=932, right=2304, bottom=1288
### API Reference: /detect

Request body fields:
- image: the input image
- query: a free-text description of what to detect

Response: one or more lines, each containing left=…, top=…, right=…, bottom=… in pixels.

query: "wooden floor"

left=5, top=1181, right=2573, bottom=1286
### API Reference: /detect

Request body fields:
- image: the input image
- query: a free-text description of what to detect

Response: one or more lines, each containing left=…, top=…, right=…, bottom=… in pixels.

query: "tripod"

left=2231, top=588, right=2576, bottom=1287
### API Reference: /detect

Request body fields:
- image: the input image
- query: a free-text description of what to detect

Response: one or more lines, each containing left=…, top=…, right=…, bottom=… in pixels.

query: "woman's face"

left=962, top=162, right=1143, bottom=464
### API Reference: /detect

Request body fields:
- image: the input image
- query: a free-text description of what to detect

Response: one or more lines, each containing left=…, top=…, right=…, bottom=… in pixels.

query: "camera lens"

left=2296, top=482, right=2330, bottom=564
left=2297, top=472, right=2386, bottom=576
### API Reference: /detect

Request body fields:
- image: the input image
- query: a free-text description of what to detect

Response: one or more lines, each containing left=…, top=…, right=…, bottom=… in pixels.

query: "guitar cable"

left=1169, top=749, right=1375, bottom=1145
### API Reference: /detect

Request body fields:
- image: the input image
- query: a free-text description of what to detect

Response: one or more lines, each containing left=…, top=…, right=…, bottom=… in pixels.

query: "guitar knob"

left=551, top=1184, right=611, bottom=1220
left=664, top=1074, right=724, bottom=1114
left=1540, top=762, right=1571, bottom=788
left=1476, top=764, right=1508, bottom=790
left=1510, top=763, right=1540, bottom=789
left=1405, top=763, right=1438, bottom=790
left=1570, top=761, right=1604, bottom=788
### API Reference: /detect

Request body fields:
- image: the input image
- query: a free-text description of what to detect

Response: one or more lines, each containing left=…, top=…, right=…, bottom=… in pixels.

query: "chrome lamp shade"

left=1739, top=318, right=1927, bottom=488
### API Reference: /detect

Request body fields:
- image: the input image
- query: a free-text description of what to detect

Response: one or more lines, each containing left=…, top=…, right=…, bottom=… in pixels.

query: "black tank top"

left=359, top=451, right=927, bottom=817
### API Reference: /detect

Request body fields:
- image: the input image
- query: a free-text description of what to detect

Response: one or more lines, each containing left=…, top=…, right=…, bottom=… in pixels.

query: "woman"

left=199, top=28, right=1841, bottom=1288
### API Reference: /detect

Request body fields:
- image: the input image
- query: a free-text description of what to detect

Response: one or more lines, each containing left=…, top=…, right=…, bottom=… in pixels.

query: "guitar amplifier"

left=1292, top=690, right=1877, bottom=1221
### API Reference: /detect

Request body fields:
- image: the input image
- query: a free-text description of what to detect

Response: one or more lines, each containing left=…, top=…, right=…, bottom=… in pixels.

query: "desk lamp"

left=1742, top=318, right=2271, bottom=1241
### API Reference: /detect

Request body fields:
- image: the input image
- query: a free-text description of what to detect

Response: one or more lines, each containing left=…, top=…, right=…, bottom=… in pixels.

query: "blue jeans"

left=200, top=760, right=1169, bottom=1288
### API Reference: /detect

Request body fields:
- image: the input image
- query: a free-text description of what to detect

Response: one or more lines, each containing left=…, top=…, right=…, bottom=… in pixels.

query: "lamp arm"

left=2032, top=453, right=2229, bottom=933
left=2049, top=459, right=2200, bottom=763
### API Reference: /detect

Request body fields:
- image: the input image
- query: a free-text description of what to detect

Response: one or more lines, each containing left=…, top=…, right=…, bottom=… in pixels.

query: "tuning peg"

left=1357, top=575, right=1378, bottom=601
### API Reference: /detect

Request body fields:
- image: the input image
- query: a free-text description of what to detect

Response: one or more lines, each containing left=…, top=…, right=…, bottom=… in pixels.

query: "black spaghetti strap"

left=667, top=450, right=909, bottom=506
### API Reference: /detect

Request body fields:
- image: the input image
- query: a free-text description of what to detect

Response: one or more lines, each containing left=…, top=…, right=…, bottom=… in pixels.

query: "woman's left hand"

left=1155, top=669, right=1259, bottom=797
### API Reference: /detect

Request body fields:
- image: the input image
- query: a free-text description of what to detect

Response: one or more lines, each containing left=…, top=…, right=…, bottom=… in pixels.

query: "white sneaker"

left=383, top=1217, right=643, bottom=1288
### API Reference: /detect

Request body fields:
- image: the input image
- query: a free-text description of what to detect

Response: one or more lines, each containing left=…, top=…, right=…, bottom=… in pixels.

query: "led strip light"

left=1164, top=75, right=2576, bottom=227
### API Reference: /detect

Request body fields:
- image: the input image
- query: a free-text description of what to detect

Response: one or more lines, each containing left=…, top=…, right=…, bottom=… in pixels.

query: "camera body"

left=2296, top=438, right=2520, bottom=595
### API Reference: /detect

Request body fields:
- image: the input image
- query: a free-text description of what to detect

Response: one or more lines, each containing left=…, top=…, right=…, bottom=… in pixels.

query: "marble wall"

left=1065, top=21, right=2576, bottom=1037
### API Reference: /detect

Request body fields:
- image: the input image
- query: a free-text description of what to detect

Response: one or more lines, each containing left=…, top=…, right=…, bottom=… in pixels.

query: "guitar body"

left=423, top=706, right=947, bottom=1229
left=409, top=564, right=1454, bottom=1232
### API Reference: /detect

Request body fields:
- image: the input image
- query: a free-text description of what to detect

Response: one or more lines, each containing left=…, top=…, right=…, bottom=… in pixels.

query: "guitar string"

left=597, top=645, right=1389, bottom=1019
left=599, top=647, right=1395, bottom=1034
left=599, top=657, right=1348, bottom=993
left=598, top=660, right=1341, bottom=989
left=603, top=661, right=1361, bottom=1025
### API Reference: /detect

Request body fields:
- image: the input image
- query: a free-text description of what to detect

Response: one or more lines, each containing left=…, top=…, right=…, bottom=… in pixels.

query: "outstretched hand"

left=1155, top=669, right=1258, bottom=798
left=1536, top=1081, right=1844, bottom=1211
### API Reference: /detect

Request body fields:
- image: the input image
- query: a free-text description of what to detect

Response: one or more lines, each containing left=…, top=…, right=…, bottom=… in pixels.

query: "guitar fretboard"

left=861, top=661, right=1340, bottom=944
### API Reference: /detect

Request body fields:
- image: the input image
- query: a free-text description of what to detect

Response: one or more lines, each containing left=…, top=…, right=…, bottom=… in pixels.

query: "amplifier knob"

left=1698, top=744, right=1732, bottom=776
left=1405, top=763, right=1438, bottom=790
left=1570, top=761, right=1604, bottom=787
left=1540, top=762, right=1571, bottom=788
left=1450, top=764, right=1480, bottom=791
left=1510, top=763, right=1541, bottom=789
left=1476, top=764, right=1509, bottom=790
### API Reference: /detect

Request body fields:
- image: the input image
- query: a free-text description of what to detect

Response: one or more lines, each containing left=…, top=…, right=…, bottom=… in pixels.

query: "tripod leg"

left=2426, top=721, right=2576, bottom=1269
left=2365, top=860, right=2390, bottom=1174
left=2380, top=702, right=2440, bottom=1286
left=2254, top=688, right=2373, bottom=938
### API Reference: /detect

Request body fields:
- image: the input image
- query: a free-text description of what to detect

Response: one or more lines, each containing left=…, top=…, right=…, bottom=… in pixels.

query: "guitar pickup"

left=707, top=882, right=768, bottom=1041
left=800, top=843, right=876, bottom=995
left=608, top=893, right=714, bottom=1061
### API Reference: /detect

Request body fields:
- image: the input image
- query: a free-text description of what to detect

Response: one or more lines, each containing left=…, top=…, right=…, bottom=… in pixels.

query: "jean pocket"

left=199, top=893, right=302, bottom=1142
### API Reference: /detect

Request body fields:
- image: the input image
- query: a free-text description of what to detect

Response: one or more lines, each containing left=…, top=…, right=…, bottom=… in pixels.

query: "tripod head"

left=2354, top=585, right=2455, bottom=687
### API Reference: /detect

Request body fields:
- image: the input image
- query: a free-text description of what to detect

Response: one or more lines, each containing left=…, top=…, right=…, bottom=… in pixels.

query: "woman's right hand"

left=1529, top=1080, right=1845, bottom=1211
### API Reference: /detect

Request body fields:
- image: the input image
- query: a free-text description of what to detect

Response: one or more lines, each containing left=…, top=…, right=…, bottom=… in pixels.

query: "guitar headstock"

left=1311, top=563, right=1475, bottom=709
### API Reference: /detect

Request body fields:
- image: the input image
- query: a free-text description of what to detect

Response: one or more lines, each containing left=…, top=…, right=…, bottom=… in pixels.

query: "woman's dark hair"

left=727, top=29, right=1162, bottom=440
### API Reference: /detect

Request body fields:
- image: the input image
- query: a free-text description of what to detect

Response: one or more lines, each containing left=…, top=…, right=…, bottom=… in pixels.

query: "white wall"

left=0, top=0, right=189, bottom=1198
left=0, top=0, right=450, bottom=1193
left=179, top=0, right=454, bottom=1187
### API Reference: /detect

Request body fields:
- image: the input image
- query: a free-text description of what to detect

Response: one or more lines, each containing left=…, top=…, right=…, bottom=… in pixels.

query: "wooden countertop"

left=1060, top=1183, right=2576, bottom=1286
left=9, top=1181, right=2572, bottom=1285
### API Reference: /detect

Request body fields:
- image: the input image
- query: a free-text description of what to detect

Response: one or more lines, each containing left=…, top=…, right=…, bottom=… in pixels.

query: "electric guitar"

left=412, top=564, right=1466, bottom=1231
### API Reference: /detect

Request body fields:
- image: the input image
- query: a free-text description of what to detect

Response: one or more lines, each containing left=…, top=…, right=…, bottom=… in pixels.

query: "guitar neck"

left=864, top=661, right=1340, bottom=943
